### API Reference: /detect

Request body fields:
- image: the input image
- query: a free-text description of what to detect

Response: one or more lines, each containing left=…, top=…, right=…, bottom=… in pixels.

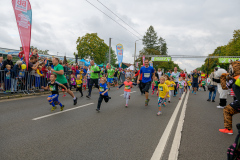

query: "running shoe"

left=86, top=95, right=91, bottom=98
left=168, top=101, right=171, bottom=103
left=207, top=99, right=211, bottom=101
left=157, top=111, right=162, bottom=116
left=212, top=100, right=215, bottom=102
left=179, top=97, right=181, bottom=100
left=145, top=99, right=150, bottom=106
left=217, top=106, right=225, bottom=109
left=173, top=95, right=176, bottom=97
left=199, top=88, right=201, bottom=91
left=151, top=92, right=154, bottom=95
left=51, top=106, right=56, bottom=111
left=192, top=91, right=194, bottom=93
left=63, top=95, right=66, bottom=97
left=125, top=104, right=128, bottom=108
left=73, top=98, right=78, bottom=105
left=96, top=108, right=100, bottom=112
left=176, top=92, right=178, bottom=94
left=194, top=92, right=196, bottom=95
left=60, top=105, right=65, bottom=111
left=219, top=128, right=233, bottom=135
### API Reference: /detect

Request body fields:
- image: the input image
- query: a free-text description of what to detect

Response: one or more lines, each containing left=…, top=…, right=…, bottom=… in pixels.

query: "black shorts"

left=61, top=83, right=69, bottom=90
left=141, top=81, right=151, bottom=93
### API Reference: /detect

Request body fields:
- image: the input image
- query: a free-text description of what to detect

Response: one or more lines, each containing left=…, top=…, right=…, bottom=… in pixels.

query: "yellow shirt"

left=76, top=79, right=82, bottom=87
left=187, top=80, right=191, bottom=86
left=158, top=83, right=169, bottom=98
left=169, top=81, right=175, bottom=90
left=165, top=80, right=171, bottom=97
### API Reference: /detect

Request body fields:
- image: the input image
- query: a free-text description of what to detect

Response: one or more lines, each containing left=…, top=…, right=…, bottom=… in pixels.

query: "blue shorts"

left=192, top=82, right=198, bottom=88
left=107, top=78, right=113, bottom=83
left=48, top=94, right=59, bottom=102
left=113, top=77, right=118, bottom=82
left=158, top=97, right=166, bottom=107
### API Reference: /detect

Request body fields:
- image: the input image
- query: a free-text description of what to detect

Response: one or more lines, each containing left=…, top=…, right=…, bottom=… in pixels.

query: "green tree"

left=76, top=33, right=109, bottom=64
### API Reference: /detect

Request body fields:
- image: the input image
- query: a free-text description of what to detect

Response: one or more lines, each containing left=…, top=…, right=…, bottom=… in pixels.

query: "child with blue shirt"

left=96, top=77, right=111, bottom=112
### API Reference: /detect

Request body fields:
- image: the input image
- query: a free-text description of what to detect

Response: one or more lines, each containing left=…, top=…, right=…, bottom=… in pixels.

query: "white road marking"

left=168, top=91, right=190, bottom=160
left=150, top=92, right=186, bottom=160
left=32, top=103, right=94, bottom=121
left=120, top=91, right=136, bottom=96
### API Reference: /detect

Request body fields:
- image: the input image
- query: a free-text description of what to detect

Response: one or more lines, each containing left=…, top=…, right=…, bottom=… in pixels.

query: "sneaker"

left=212, top=100, right=215, bottom=102
left=125, top=104, right=128, bottom=108
left=179, top=98, right=181, bottom=100
left=199, top=88, right=201, bottom=91
left=194, top=92, right=196, bottom=95
left=73, top=98, right=78, bottom=105
left=173, top=95, right=176, bottom=97
left=176, top=92, right=178, bottom=94
left=207, top=99, right=211, bottom=101
left=151, top=92, right=154, bottom=95
left=51, top=106, right=56, bottom=111
left=145, top=99, right=150, bottom=106
left=192, top=91, right=194, bottom=93
left=63, top=95, right=66, bottom=97
left=60, top=105, right=65, bottom=111
left=219, top=128, right=233, bottom=135
left=217, top=106, right=225, bottom=109
left=157, top=111, right=162, bottom=116
left=86, top=95, right=90, bottom=98
left=168, top=101, right=170, bottom=103
left=81, top=95, right=83, bottom=97
left=96, top=108, right=100, bottom=112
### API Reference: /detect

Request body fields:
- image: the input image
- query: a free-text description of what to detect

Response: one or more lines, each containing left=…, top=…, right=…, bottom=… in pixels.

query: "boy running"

left=117, top=77, right=137, bottom=108
left=178, top=77, right=187, bottom=100
left=76, top=74, right=83, bottom=97
left=96, top=77, right=111, bottom=112
left=168, top=77, right=176, bottom=103
left=156, top=77, right=169, bottom=115
left=42, top=74, right=66, bottom=111
left=107, top=66, right=115, bottom=90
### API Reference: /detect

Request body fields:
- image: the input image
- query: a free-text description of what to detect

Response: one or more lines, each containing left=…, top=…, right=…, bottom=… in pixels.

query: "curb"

left=0, top=91, right=51, bottom=100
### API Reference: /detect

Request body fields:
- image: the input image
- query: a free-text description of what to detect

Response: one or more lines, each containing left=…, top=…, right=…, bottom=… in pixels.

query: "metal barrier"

left=0, top=70, right=49, bottom=94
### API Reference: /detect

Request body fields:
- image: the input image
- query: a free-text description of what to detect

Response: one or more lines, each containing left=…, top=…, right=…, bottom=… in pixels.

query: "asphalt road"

left=0, top=86, right=239, bottom=160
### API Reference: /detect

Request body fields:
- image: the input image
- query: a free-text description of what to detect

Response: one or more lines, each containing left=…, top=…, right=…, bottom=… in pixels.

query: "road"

left=0, top=86, right=239, bottom=160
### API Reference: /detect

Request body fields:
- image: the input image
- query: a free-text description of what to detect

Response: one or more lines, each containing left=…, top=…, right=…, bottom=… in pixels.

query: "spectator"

left=11, top=60, right=22, bottom=93
left=0, top=56, right=4, bottom=91
left=30, top=49, right=39, bottom=58
left=125, top=69, right=131, bottom=79
left=207, top=70, right=218, bottom=102
left=4, top=64, right=11, bottom=91
left=2, top=54, right=14, bottom=70
left=157, top=68, right=163, bottom=80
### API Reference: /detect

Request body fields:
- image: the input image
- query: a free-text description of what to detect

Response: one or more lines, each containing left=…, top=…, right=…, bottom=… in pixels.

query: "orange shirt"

left=124, top=81, right=133, bottom=92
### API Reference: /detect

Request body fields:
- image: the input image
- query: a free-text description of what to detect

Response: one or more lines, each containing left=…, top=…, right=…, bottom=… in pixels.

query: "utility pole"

left=134, top=39, right=142, bottom=71
left=109, top=38, right=112, bottom=65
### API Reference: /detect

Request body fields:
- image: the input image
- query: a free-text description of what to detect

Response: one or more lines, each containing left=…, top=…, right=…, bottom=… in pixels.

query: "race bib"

left=100, top=87, right=105, bottom=92
left=144, top=73, right=150, bottom=78
left=125, top=85, right=131, bottom=90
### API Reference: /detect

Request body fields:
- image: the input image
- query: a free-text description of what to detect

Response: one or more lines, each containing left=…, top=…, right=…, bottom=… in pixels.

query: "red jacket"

left=135, top=70, right=142, bottom=81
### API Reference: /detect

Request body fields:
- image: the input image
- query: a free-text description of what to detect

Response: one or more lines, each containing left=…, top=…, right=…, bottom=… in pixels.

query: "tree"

left=198, top=29, right=240, bottom=74
left=76, top=33, right=109, bottom=64
left=31, top=46, right=49, bottom=55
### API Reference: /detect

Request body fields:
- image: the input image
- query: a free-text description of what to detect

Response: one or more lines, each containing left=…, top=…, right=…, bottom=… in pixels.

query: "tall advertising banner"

left=116, top=44, right=123, bottom=68
left=142, top=55, right=145, bottom=66
left=12, top=0, right=32, bottom=70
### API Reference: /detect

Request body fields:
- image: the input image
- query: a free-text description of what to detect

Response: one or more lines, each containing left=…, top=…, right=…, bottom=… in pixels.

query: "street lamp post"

left=134, top=39, right=142, bottom=71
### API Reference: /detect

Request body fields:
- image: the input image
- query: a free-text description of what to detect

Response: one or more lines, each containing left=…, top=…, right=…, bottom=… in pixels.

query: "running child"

left=184, top=79, right=188, bottom=92
left=117, top=77, right=137, bottom=108
left=41, top=74, right=66, bottom=111
left=152, top=76, right=159, bottom=95
left=201, top=78, right=206, bottom=91
left=82, top=76, right=87, bottom=91
left=168, top=77, right=176, bottom=103
left=164, top=75, right=171, bottom=103
left=178, top=77, right=187, bottom=100
left=76, top=74, right=83, bottom=97
left=70, top=74, right=76, bottom=90
left=187, top=78, right=191, bottom=91
left=156, top=77, right=169, bottom=116
left=96, top=77, right=111, bottom=112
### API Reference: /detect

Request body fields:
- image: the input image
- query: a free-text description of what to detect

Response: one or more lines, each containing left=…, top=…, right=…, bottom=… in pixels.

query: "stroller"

left=227, top=123, right=240, bottom=160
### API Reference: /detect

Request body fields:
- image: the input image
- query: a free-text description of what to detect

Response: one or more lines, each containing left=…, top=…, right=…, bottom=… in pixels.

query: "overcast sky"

left=0, top=0, right=240, bottom=72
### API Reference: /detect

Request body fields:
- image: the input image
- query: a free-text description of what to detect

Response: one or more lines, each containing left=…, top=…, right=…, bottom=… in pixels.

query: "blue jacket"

left=11, top=64, right=20, bottom=78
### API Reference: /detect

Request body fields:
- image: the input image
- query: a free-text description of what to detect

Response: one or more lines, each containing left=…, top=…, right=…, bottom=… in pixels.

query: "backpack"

left=227, top=123, right=240, bottom=160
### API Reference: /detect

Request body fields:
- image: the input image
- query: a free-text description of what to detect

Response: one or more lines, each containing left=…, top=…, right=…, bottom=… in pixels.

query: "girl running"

left=70, top=74, right=76, bottom=90
left=82, top=76, right=87, bottom=91
left=156, top=77, right=169, bottom=115
left=178, top=77, right=187, bottom=100
left=152, top=76, right=159, bottom=95
left=168, top=77, right=176, bottom=103
left=76, top=74, right=83, bottom=97
left=117, top=77, right=137, bottom=108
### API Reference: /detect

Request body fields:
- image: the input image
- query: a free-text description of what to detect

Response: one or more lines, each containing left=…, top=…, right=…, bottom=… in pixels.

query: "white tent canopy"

left=127, top=65, right=134, bottom=70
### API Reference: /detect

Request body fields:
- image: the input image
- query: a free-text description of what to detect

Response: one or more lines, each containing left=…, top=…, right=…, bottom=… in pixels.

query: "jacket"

left=210, top=72, right=217, bottom=86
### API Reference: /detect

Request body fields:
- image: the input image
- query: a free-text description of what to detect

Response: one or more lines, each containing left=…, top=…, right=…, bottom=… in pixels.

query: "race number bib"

left=144, top=73, right=150, bottom=78
left=100, top=87, right=105, bottom=92
left=125, top=85, right=131, bottom=90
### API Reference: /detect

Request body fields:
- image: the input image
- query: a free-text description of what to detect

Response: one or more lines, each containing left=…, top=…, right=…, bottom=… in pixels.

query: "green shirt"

left=90, top=65, right=100, bottom=79
left=107, top=69, right=115, bottom=78
left=54, top=64, right=68, bottom=84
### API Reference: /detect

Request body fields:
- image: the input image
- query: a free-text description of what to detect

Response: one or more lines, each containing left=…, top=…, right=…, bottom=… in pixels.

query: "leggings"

left=88, top=79, right=99, bottom=96
left=174, top=82, right=178, bottom=95
left=179, top=88, right=184, bottom=98
left=169, top=90, right=174, bottom=101
left=97, top=95, right=110, bottom=109
left=76, top=85, right=83, bottom=96
left=124, top=91, right=130, bottom=105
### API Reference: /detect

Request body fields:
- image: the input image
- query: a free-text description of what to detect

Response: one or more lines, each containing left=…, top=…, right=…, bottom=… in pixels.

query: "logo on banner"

left=15, top=0, right=28, bottom=12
